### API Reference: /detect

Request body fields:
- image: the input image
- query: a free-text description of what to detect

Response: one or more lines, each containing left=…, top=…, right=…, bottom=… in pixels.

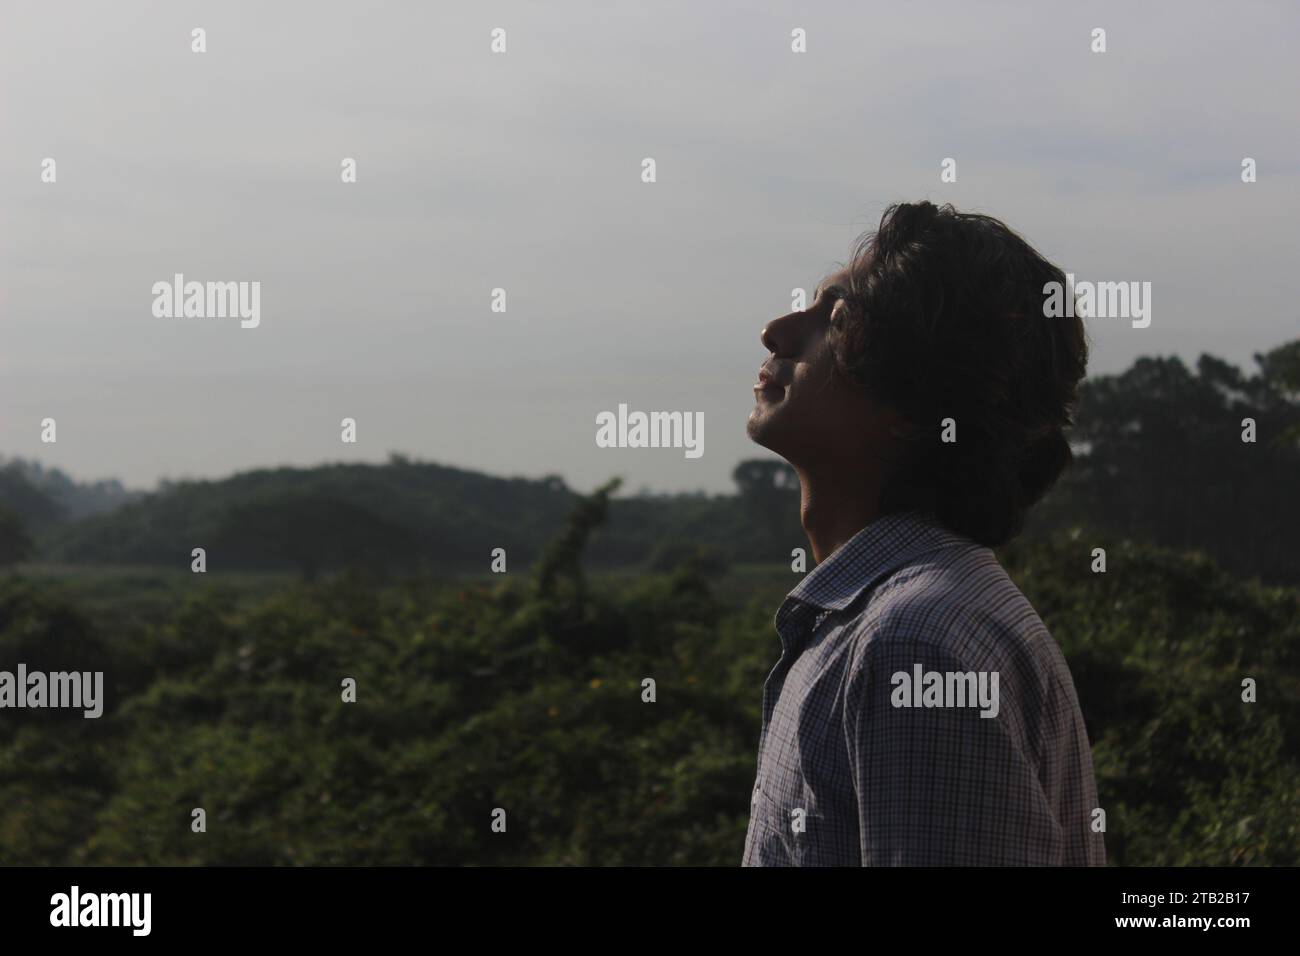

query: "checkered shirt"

left=742, top=509, right=1106, bottom=866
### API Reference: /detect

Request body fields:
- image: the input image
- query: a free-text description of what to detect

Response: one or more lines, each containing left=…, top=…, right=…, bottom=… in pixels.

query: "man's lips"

left=755, top=364, right=787, bottom=399
left=756, top=364, right=788, bottom=389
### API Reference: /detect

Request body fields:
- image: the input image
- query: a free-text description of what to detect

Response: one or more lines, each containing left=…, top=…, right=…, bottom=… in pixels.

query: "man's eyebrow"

left=814, top=279, right=845, bottom=300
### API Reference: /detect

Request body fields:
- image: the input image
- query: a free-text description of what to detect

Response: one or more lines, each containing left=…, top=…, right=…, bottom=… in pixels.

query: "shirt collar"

left=783, top=508, right=967, bottom=615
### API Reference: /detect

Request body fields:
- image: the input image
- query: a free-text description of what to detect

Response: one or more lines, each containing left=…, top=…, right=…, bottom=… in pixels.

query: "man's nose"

left=760, top=310, right=799, bottom=356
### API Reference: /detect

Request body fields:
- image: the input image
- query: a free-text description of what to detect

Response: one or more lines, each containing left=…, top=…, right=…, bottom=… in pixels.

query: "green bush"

left=0, top=506, right=1295, bottom=865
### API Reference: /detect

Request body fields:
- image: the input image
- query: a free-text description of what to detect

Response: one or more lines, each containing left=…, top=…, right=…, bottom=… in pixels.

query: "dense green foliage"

left=1, top=486, right=1295, bottom=866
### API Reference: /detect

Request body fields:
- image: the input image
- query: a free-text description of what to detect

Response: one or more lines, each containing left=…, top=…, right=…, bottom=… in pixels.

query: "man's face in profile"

left=747, top=266, right=888, bottom=469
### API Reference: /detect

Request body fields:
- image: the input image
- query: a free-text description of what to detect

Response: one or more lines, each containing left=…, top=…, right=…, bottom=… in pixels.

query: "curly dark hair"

left=830, top=201, right=1088, bottom=547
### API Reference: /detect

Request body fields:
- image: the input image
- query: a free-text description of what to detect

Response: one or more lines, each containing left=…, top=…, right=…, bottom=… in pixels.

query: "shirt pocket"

left=755, top=781, right=827, bottom=866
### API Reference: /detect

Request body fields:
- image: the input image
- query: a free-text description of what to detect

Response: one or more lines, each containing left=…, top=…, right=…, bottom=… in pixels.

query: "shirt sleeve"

left=842, top=631, right=1066, bottom=865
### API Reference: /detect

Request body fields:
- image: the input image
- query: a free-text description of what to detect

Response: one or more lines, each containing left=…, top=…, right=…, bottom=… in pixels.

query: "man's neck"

left=794, top=462, right=884, bottom=565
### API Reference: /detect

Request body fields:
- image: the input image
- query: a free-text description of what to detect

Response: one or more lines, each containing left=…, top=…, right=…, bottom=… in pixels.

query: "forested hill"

left=14, top=457, right=804, bottom=577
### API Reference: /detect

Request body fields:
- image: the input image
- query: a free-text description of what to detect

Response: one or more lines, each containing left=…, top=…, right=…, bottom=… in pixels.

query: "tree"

left=0, top=505, right=34, bottom=566
left=731, top=459, right=801, bottom=556
left=0, top=464, right=64, bottom=533
left=731, top=459, right=799, bottom=497
left=1034, top=341, right=1300, bottom=583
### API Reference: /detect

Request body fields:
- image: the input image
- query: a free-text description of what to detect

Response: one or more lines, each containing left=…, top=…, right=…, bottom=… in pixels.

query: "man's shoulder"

left=835, top=535, right=1089, bottom=757
left=840, top=537, right=1059, bottom=681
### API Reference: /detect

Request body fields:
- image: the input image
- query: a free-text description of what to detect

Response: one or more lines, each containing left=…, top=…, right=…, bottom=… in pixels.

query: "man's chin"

left=746, top=404, right=784, bottom=450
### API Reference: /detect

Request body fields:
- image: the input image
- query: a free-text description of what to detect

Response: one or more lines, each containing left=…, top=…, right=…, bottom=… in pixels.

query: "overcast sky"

left=2, top=0, right=1297, bottom=496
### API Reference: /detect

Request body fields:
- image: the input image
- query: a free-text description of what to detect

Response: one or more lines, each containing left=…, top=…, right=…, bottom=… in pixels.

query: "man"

left=742, top=201, right=1105, bottom=866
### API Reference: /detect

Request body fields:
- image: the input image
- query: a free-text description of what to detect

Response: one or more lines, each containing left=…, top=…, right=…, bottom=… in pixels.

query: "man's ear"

left=873, top=409, right=916, bottom=471
left=885, top=411, right=917, bottom=441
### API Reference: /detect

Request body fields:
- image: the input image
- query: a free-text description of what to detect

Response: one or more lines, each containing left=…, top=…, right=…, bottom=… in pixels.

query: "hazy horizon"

left=4, top=0, right=1297, bottom=495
